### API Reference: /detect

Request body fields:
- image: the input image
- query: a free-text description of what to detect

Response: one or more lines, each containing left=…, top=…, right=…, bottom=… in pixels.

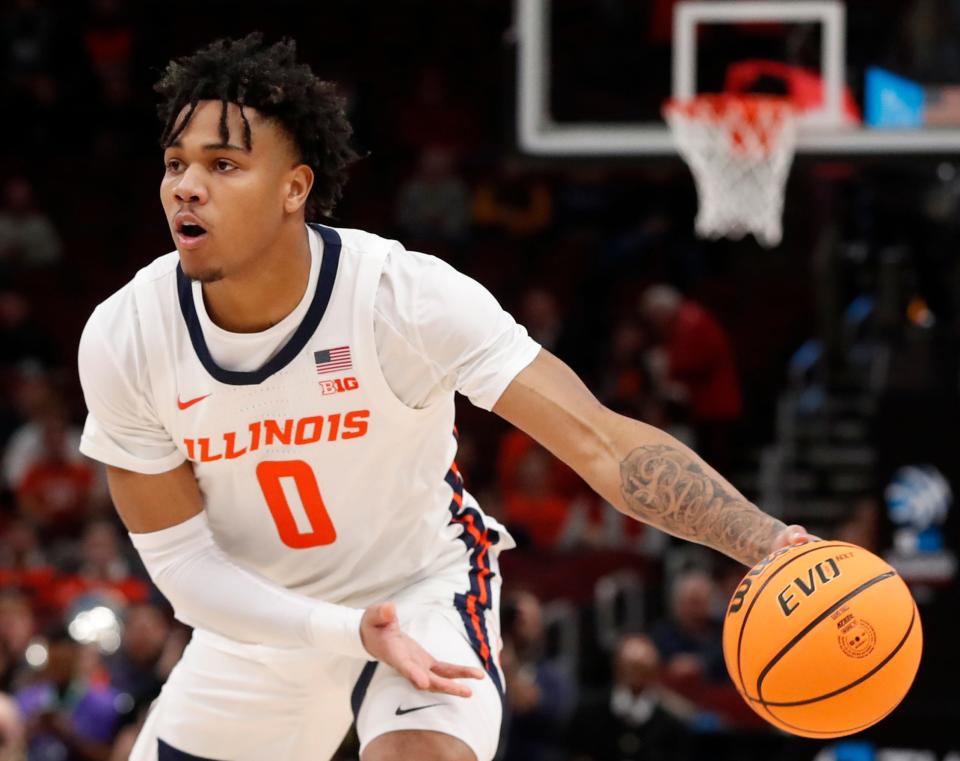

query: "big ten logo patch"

left=320, top=377, right=359, bottom=396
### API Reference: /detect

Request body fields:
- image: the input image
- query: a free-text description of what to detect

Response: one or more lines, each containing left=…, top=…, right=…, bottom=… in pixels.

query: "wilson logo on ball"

left=727, top=544, right=793, bottom=615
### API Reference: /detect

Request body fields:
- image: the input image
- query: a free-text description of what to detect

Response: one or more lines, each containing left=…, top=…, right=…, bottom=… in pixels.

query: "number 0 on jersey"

left=256, top=460, right=337, bottom=548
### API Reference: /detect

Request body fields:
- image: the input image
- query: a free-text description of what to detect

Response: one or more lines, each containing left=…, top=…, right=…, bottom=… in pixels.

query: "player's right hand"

left=769, top=523, right=820, bottom=554
left=359, top=602, right=484, bottom=698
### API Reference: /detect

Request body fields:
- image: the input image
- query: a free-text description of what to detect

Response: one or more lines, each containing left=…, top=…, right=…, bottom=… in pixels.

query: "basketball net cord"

left=664, top=96, right=797, bottom=248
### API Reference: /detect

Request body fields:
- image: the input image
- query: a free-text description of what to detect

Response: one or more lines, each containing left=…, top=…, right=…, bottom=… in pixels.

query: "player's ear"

left=283, top=163, right=314, bottom=215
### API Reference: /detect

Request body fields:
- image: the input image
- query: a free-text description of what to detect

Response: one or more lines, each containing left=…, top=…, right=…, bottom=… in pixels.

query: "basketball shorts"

left=129, top=550, right=505, bottom=761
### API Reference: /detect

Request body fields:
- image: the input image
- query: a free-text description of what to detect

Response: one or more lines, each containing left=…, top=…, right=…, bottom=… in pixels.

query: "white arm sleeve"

left=374, top=247, right=541, bottom=410
left=130, top=512, right=368, bottom=658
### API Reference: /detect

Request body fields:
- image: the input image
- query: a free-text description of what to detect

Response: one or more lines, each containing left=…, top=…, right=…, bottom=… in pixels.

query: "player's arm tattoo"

left=619, top=444, right=785, bottom=566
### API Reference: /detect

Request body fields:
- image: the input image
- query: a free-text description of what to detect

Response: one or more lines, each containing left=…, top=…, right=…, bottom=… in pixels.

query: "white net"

left=664, top=95, right=797, bottom=248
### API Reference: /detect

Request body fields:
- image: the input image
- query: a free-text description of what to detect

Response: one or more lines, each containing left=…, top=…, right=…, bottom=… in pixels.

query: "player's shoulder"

left=320, top=224, right=453, bottom=276
left=81, top=251, right=179, bottom=356
left=382, top=241, right=472, bottom=295
left=323, top=224, right=399, bottom=260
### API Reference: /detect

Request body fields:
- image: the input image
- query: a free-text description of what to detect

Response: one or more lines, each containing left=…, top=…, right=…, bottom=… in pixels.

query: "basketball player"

left=77, top=35, right=813, bottom=761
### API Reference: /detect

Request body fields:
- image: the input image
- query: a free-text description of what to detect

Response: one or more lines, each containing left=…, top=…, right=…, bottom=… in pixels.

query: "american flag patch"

left=314, top=346, right=352, bottom=375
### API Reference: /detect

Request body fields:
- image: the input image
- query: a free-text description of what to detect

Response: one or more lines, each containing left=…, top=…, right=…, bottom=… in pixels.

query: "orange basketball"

left=722, top=541, right=922, bottom=738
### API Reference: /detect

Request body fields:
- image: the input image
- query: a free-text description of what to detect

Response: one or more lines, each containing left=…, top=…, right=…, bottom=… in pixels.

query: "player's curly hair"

left=155, top=33, right=360, bottom=217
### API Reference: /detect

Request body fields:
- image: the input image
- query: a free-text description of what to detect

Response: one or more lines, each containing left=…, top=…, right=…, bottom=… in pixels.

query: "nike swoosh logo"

left=177, top=393, right=211, bottom=410
left=395, top=703, right=442, bottom=716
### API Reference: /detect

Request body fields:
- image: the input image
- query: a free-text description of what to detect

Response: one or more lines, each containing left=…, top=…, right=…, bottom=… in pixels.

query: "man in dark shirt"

left=651, top=570, right=726, bottom=684
left=569, top=634, right=689, bottom=761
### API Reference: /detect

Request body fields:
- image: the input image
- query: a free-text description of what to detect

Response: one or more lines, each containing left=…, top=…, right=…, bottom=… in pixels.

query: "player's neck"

left=201, top=222, right=311, bottom=333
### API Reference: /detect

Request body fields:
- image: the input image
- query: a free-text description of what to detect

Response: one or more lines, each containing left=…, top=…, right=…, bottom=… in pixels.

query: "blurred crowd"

left=1, top=0, right=958, bottom=759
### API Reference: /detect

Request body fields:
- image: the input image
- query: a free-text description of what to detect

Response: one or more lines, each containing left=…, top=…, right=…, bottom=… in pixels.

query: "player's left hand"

left=770, top=523, right=820, bottom=554
left=360, top=602, right=484, bottom=698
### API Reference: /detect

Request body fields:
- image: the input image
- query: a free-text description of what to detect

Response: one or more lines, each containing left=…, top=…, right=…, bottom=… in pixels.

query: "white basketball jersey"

left=126, top=224, right=513, bottom=608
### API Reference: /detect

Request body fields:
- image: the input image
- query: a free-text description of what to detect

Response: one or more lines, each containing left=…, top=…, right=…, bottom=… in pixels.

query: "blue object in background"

left=865, top=67, right=925, bottom=128
left=917, top=526, right=945, bottom=552
left=832, top=740, right=876, bottom=761
left=885, top=464, right=952, bottom=532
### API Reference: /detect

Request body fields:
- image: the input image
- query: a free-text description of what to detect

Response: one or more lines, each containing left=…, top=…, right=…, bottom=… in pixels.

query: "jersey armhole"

left=351, top=243, right=438, bottom=422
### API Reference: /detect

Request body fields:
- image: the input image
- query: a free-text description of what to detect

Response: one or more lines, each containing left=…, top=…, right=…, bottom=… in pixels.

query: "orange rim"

left=664, top=94, right=796, bottom=154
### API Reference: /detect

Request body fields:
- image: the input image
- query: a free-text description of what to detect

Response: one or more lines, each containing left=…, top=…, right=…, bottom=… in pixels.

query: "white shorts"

left=130, top=548, right=505, bottom=761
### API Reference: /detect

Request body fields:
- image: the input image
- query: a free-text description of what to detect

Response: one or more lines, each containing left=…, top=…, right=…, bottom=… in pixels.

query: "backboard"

left=516, top=0, right=960, bottom=155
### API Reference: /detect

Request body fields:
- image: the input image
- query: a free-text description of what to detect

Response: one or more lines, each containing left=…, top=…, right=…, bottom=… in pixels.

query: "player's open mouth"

left=175, top=218, right=209, bottom=249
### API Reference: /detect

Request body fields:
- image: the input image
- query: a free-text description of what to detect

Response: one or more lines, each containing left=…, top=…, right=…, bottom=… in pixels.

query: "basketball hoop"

left=663, top=94, right=797, bottom=248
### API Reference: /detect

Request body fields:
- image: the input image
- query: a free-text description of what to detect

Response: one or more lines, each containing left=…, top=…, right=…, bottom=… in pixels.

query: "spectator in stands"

left=0, top=0, right=62, bottom=147
left=903, top=0, right=960, bottom=80
left=0, top=691, right=25, bottom=761
left=395, top=67, right=481, bottom=153
left=836, top=496, right=882, bottom=553
left=48, top=521, right=148, bottom=614
left=473, top=158, right=553, bottom=239
left=518, top=288, right=564, bottom=354
left=77, top=523, right=132, bottom=587
left=0, top=177, right=61, bottom=269
left=394, top=146, right=470, bottom=244
left=555, top=166, right=618, bottom=228
left=0, top=291, right=57, bottom=372
left=0, top=520, right=50, bottom=581
left=651, top=570, right=726, bottom=684
left=498, top=424, right=653, bottom=553
left=0, top=521, right=61, bottom=628
left=500, top=590, right=575, bottom=761
left=1, top=0, right=58, bottom=82
left=513, top=284, right=593, bottom=386
left=497, top=426, right=581, bottom=499
left=8, top=400, right=97, bottom=542
left=3, top=390, right=86, bottom=484
left=640, top=285, right=742, bottom=469
left=16, top=629, right=123, bottom=761
left=81, top=0, right=134, bottom=91
left=0, top=364, right=58, bottom=450
left=597, top=317, right=662, bottom=421
left=569, top=634, right=689, bottom=761
left=0, top=593, right=34, bottom=693
left=107, top=603, right=185, bottom=715
left=498, top=435, right=580, bottom=550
